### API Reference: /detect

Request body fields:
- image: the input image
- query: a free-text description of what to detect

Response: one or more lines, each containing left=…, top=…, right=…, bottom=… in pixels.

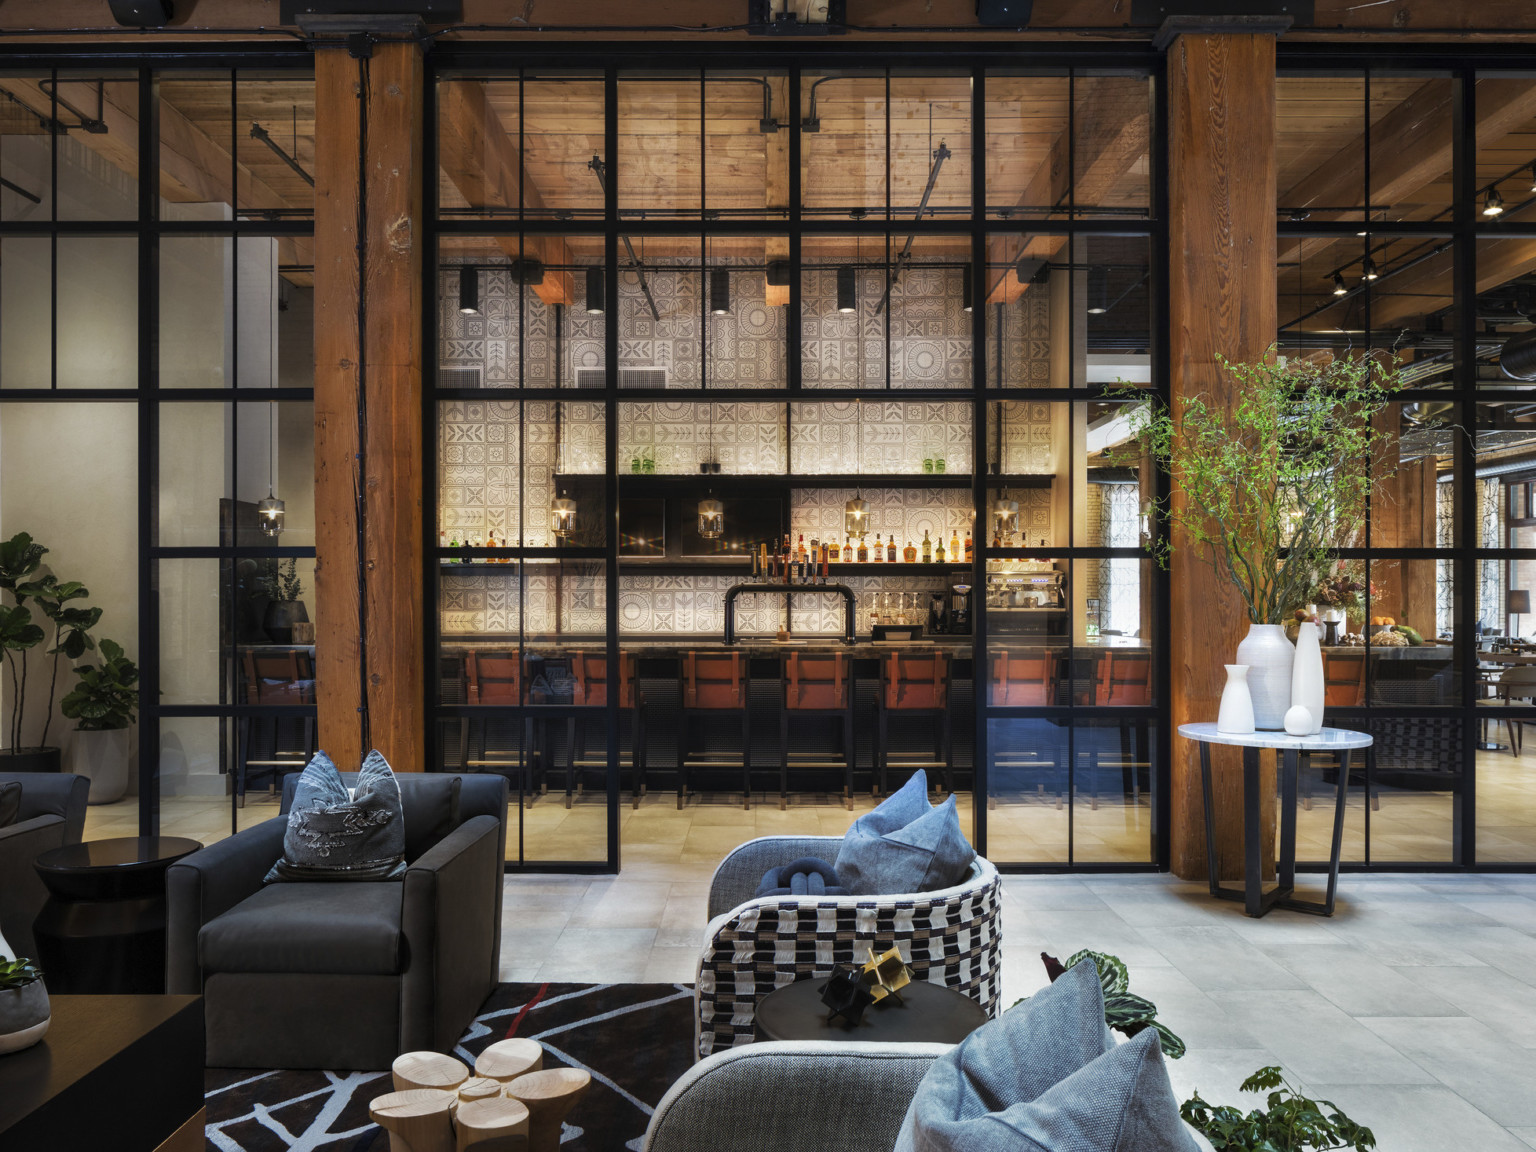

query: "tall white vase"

left=1236, top=623, right=1294, bottom=730
left=1290, top=621, right=1325, bottom=736
left=1217, top=665, right=1256, bottom=734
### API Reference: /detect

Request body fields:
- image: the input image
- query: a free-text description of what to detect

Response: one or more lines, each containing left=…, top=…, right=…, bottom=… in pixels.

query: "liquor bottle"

left=921, top=530, right=933, bottom=563
left=828, top=537, right=840, bottom=564
left=887, top=536, right=897, bottom=564
left=992, top=528, right=1002, bottom=549
left=950, top=528, right=961, bottom=562
left=751, top=545, right=760, bottom=580
left=964, top=529, right=973, bottom=564
left=486, top=531, right=497, bottom=559
left=857, top=536, right=869, bottom=563
left=872, top=533, right=883, bottom=562
left=935, top=535, right=946, bottom=564
left=797, top=534, right=808, bottom=567
left=904, top=539, right=917, bottom=564
left=845, top=535, right=854, bottom=561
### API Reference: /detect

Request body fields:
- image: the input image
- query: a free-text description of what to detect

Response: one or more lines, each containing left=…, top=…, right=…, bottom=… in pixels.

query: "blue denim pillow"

left=834, top=770, right=976, bottom=895
left=895, top=961, right=1197, bottom=1152
left=265, top=750, right=407, bottom=882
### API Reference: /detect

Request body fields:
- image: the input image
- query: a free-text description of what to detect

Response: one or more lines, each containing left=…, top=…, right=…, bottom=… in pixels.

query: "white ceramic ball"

left=1284, top=705, right=1313, bottom=736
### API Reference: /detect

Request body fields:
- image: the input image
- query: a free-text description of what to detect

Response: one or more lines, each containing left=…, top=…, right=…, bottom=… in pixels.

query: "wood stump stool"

left=505, top=1068, right=590, bottom=1152
left=474, top=1038, right=542, bottom=1085
left=392, top=1051, right=471, bottom=1094
left=370, top=1088, right=457, bottom=1152
left=455, top=1077, right=503, bottom=1108
left=454, top=1096, right=530, bottom=1152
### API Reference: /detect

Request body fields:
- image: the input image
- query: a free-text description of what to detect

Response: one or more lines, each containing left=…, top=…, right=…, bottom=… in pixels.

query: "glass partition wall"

left=429, top=56, right=1166, bottom=870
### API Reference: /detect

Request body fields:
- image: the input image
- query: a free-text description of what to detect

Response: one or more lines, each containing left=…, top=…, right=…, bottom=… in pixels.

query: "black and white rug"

left=204, top=983, right=696, bottom=1152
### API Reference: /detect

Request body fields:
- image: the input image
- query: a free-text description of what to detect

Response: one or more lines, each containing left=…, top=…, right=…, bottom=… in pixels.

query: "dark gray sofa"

left=166, top=772, right=507, bottom=1070
left=0, top=772, right=90, bottom=962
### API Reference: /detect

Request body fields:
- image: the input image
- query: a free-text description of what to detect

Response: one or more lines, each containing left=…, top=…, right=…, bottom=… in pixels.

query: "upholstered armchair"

left=0, top=772, right=90, bottom=961
left=694, top=835, right=1002, bottom=1060
left=166, top=772, right=507, bottom=1070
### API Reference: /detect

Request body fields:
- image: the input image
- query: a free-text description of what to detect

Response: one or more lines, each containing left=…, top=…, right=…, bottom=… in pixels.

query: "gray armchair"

left=0, top=772, right=89, bottom=961
left=644, top=1041, right=947, bottom=1152
left=167, top=772, right=507, bottom=1070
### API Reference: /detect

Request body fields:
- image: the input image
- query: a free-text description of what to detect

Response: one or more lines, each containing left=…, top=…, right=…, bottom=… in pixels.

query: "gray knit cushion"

left=835, top=770, right=975, bottom=895
left=894, top=961, right=1197, bottom=1152
left=264, top=750, right=406, bottom=882
left=0, top=781, right=20, bottom=828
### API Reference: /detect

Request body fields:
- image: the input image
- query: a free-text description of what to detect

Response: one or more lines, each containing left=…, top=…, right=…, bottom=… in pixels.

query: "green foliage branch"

left=1181, top=1065, right=1376, bottom=1151
left=255, top=558, right=304, bottom=603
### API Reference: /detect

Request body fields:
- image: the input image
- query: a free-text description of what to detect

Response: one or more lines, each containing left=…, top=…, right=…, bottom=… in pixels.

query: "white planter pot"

left=1217, top=665, right=1256, bottom=735
left=1236, top=623, right=1294, bottom=730
left=0, top=979, right=49, bottom=1055
left=68, top=727, right=131, bottom=805
left=1290, top=621, right=1325, bottom=735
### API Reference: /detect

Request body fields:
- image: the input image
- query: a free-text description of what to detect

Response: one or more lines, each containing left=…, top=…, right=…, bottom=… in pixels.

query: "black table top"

left=34, top=836, right=202, bottom=875
left=0, top=995, right=202, bottom=1136
left=757, top=976, right=988, bottom=1045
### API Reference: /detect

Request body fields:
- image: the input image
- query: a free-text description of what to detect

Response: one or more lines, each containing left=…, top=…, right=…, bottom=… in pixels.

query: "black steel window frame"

left=424, top=42, right=1171, bottom=875
left=0, top=47, right=316, bottom=841
left=1276, top=44, right=1536, bottom=873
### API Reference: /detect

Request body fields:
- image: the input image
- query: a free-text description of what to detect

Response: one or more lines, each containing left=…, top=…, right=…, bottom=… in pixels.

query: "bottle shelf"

left=617, top=562, right=971, bottom=577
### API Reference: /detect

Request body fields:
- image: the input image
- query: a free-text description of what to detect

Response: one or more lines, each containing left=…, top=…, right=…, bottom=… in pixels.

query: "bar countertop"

left=439, top=634, right=1152, bottom=655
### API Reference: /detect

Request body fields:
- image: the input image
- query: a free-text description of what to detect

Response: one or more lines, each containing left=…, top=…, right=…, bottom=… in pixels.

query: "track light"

left=1333, top=273, right=1348, bottom=296
left=585, top=267, right=604, bottom=315
left=1529, top=164, right=1536, bottom=194
left=458, top=266, right=479, bottom=315
left=710, top=268, right=730, bottom=315
left=1485, top=187, right=1506, bottom=217
left=836, top=266, right=857, bottom=313
left=1361, top=258, right=1379, bottom=282
left=962, top=263, right=974, bottom=313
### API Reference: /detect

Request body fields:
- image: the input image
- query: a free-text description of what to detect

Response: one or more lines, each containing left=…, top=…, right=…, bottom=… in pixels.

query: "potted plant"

left=0, top=957, right=49, bottom=1055
left=255, top=558, right=308, bottom=644
left=0, top=532, right=100, bottom=773
left=1182, top=1065, right=1375, bottom=1150
left=59, top=639, right=139, bottom=805
left=1117, top=353, right=1401, bottom=728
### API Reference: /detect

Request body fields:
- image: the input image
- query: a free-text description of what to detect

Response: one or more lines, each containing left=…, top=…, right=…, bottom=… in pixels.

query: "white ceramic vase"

left=69, top=727, right=130, bottom=805
left=1236, top=623, right=1294, bottom=730
left=1290, top=621, right=1325, bottom=736
left=1217, top=665, right=1256, bottom=734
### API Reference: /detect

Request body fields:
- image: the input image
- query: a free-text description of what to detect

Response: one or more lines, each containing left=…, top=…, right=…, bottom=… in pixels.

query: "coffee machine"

left=949, top=584, right=973, bottom=635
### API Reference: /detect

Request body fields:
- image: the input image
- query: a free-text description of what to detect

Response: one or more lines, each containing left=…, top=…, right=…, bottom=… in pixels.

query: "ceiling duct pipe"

left=1500, top=329, right=1536, bottom=381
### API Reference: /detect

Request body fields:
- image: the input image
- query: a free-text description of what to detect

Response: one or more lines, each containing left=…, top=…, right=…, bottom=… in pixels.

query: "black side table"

left=756, top=977, right=987, bottom=1044
left=32, top=836, right=202, bottom=994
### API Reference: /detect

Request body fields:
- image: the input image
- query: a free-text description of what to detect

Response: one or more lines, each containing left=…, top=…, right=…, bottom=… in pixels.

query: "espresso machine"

left=949, top=584, right=972, bottom=634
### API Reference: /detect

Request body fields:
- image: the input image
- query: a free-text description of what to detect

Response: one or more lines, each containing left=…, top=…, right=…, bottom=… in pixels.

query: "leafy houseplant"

left=0, top=532, right=100, bottom=770
left=255, top=558, right=309, bottom=644
left=0, top=956, right=50, bottom=1055
left=1015, top=949, right=1187, bottom=1059
left=60, top=639, right=140, bottom=805
left=1181, top=1065, right=1376, bottom=1151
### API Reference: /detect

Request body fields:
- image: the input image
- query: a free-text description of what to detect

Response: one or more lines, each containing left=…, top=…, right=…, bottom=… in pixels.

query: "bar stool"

left=986, top=649, right=1061, bottom=809
left=877, top=650, right=951, bottom=798
left=236, top=648, right=316, bottom=807
left=1094, top=651, right=1152, bottom=706
left=465, top=650, right=538, bottom=804
left=680, top=651, right=752, bottom=810
left=564, top=651, right=641, bottom=809
left=780, top=651, right=856, bottom=811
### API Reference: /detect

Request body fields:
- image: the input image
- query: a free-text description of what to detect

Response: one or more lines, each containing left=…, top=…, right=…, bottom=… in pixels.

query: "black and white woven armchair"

left=694, top=834, right=1002, bottom=1060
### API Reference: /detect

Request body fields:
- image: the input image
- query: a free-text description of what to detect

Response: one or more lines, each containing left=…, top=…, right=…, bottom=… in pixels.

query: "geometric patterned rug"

left=203, top=983, right=696, bottom=1151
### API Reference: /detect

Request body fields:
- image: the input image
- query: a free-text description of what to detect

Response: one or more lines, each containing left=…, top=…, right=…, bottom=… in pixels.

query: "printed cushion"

left=265, top=750, right=406, bottom=882
left=894, top=960, right=1197, bottom=1152
left=754, top=856, right=847, bottom=898
left=834, top=769, right=975, bottom=895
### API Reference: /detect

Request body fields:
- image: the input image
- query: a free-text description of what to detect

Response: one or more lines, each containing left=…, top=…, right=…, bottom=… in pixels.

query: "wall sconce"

left=585, top=267, right=604, bottom=315
left=258, top=495, right=286, bottom=537
left=710, top=268, right=731, bottom=315
left=551, top=495, right=578, bottom=540
left=698, top=496, right=725, bottom=540
left=993, top=497, right=1019, bottom=543
left=836, top=266, right=857, bottom=313
left=458, top=266, right=479, bottom=315
left=844, top=496, right=869, bottom=538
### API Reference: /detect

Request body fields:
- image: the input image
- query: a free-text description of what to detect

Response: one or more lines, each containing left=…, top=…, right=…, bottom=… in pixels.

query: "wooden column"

left=314, top=40, right=426, bottom=771
left=1167, top=33, right=1279, bottom=880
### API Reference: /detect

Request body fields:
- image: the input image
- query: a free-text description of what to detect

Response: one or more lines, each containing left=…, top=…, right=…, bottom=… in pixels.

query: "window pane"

left=619, top=74, right=700, bottom=219
left=802, top=71, right=884, bottom=217
left=1071, top=718, right=1154, bottom=862
left=982, top=233, right=1067, bottom=389
left=59, top=236, right=136, bottom=388
left=987, top=717, right=1070, bottom=863
left=236, top=74, right=315, bottom=219
left=889, top=73, right=971, bottom=219
left=0, top=71, right=56, bottom=221
left=0, top=236, right=52, bottom=389
left=706, top=71, right=789, bottom=220
left=1071, top=73, right=1150, bottom=221
left=1277, top=72, right=1365, bottom=223
left=985, top=72, right=1069, bottom=220
left=55, top=71, right=139, bottom=221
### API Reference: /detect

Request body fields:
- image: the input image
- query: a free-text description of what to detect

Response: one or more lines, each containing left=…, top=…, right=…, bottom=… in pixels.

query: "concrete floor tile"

left=1359, top=1017, right=1536, bottom=1127
left=1137, top=926, right=1311, bottom=993
left=1302, top=1084, right=1536, bottom=1152
left=1262, top=943, right=1465, bottom=1018
left=1208, top=992, right=1438, bottom=1086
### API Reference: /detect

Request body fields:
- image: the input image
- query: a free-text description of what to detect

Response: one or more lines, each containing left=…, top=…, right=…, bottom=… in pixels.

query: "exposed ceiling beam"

left=437, top=78, right=574, bottom=307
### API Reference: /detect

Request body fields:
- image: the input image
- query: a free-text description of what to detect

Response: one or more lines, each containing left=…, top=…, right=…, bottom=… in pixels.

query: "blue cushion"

left=755, top=856, right=847, bottom=898
left=834, top=770, right=976, bottom=895
left=265, top=750, right=407, bottom=882
left=894, top=960, right=1197, bottom=1152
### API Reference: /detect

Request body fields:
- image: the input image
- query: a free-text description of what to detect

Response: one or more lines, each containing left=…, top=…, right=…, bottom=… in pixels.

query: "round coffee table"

left=32, top=836, right=202, bottom=994
left=756, top=977, right=987, bottom=1044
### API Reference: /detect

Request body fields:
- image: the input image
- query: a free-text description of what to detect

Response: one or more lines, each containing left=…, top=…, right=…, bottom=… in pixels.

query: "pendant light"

left=550, top=403, right=578, bottom=540
left=844, top=398, right=869, bottom=538
left=1484, top=187, right=1506, bottom=217
left=585, top=267, right=604, bottom=315
left=710, top=268, right=730, bottom=315
left=836, top=265, right=857, bottom=313
left=458, top=265, right=479, bottom=315
left=1086, top=264, right=1109, bottom=314
left=258, top=400, right=285, bottom=537
left=698, top=403, right=724, bottom=538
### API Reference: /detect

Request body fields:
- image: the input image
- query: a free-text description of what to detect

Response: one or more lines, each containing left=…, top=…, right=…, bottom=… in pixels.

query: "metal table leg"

left=1274, top=747, right=1348, bottom=916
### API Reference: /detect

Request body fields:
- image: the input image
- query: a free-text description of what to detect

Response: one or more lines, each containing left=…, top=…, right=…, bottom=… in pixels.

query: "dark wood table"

left=0, top=995, right=204, bottom=1151
left=756, top=977, right=988, bottom=1044
left=32, top=836, right=203, bottom=993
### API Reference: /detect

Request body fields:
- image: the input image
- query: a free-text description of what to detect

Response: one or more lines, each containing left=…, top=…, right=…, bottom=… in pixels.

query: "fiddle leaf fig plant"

left=61, top=639, right=139, bottom=732
left=1113, top=351, right=1403, bottom=625
left=1181, top=1065, right=1376, bottom=1151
